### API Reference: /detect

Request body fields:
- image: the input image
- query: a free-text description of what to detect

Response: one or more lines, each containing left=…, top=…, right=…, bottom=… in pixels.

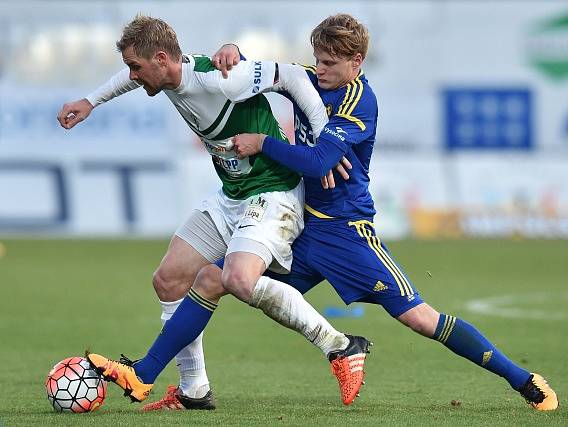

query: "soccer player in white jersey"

left=57, top=15, right=371, bottom=408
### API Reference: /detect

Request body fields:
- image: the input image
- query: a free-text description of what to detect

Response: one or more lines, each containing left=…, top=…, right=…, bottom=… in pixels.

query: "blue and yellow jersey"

left=293, top=66, right=378, bottom=220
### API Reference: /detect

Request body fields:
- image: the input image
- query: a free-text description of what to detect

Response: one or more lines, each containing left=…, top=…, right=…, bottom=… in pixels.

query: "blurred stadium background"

left=2, top=1, right=568, bottom=424
left=1, top=0, right=568, bottom=240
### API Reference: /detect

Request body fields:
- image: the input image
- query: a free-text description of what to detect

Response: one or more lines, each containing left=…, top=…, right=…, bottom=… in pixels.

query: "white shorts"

left=176, top=181, right=304, bottom=273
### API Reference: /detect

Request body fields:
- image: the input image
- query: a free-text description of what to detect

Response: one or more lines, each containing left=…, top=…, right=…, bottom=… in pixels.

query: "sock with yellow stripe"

left=134, top=289, right=217, bottom=384
left=433, top=313, right=530, bottom=390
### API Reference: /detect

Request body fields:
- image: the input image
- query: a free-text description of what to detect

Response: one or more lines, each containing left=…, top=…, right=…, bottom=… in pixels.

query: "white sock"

left=249, top=276, right=349, bottom=356
left=160, top=299, right=210, bottom=398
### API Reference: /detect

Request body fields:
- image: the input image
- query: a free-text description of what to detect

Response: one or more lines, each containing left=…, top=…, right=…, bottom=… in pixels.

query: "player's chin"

left=317, top=80, right=332, bottom=89
left=143, top=86, right=160, bottom=96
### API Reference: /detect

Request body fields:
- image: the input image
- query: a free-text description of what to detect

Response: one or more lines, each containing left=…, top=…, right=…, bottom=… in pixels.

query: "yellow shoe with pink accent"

left=328, top=335, right=372, bottom=405
left=86, top=353, right=152, bottom=402
left=519, top=373, right=559, bottom=411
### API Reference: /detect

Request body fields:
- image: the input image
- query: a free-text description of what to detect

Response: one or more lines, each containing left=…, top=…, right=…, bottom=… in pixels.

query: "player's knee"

left=152, top=267, right=182, bottom=301
left=221, top=267, right=254, bottom=302
left=193, top=265, right=225, bottom=300
left=397, top=305, right=438, bottom=337
left=407, top=317, right=436, bottom=337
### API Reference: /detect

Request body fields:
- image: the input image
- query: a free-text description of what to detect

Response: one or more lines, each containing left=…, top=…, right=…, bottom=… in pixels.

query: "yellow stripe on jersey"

left=335, top=77, right=366, bottom=131
left=338, top=81, right=359, bottom=115
left=300, top=64, right=317, bottom=74
left=345, top=78, right=363, bottom=116
left=437, top=315, right=456, bottom=344
left=348, top=220, right=414, bottom=297
left=305, top=204, right=334, bottom=219
left=334, top=113, right=366, bottom=131
left=188, top=289, right=217, bottom=312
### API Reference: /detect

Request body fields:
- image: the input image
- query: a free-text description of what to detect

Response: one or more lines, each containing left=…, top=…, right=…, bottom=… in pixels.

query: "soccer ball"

left=45, top=356, right=107, bottom=413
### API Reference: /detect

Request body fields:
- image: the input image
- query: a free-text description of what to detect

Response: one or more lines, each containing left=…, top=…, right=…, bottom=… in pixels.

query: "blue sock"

left=433, top=314, right=530, bottom=390
left=134, top=289, right=217, bottom=384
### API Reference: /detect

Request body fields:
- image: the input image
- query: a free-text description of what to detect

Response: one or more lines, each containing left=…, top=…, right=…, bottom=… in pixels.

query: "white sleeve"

left=85, top=68, right=140, bottom=107
left=274, top=64, right=327, bottom=138
left=197, top=60, right=277, bottom=102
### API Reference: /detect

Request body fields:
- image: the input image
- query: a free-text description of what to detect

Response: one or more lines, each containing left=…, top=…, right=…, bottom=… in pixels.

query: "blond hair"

left=311, top=14, right=369, bottom=59
left=116, top=14, right=182, bottom=60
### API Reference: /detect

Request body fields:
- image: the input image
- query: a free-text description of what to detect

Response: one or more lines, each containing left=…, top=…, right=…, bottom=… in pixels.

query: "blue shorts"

left=268, top=217, right=423, bottom=318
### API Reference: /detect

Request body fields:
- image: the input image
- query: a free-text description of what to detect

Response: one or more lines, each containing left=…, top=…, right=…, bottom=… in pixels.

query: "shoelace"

left=119, top=354, right=137, bottom=367
left=521, top=379, right=545, bottom=404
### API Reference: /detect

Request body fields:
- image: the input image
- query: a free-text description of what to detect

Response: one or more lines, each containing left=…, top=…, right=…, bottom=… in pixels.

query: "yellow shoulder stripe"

left=338, top=78, right=362, bottom=115
left=305, top=204, right=334, bottom=219
left=300, top=64, right=317, bottom=74
left=335, top=77, right=365, bottom=131
left=345, top=79, right=363, bottom=116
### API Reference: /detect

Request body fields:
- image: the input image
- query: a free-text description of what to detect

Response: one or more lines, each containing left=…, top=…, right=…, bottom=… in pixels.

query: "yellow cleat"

left=519, top=373, right=559, bottom=411
left=86, top=353, right=153, bottom=402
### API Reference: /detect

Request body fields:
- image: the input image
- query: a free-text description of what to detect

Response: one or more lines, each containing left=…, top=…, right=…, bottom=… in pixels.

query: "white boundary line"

left=465, top=292, right=568, bottom=320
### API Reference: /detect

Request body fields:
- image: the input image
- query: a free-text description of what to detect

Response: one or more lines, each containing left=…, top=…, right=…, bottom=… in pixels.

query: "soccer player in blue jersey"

left=218, top=14, right=558, bottom=411
left=89, top=14, right=558, bottom=411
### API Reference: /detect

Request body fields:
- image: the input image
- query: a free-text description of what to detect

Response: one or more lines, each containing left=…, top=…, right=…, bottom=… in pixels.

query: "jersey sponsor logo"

left=243, top=195, right=268, bottom=222
left=204, top=139, right=231, bottom=154
left=323, top=125, right=346, bottom=141
left=212, top=156, right=252, bottom=177
left=326, top=103, right=333, bottom=117
left=253, top=61, right=262, bottom=93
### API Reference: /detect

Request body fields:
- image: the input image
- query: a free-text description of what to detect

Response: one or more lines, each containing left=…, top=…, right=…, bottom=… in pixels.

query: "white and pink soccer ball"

left=45, top=356, right=107, bottom=413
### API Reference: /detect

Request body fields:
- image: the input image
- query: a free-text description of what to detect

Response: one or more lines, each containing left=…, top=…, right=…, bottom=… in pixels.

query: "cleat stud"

left=362, top=381, right=366, bottom=385
left=356, top=393, right=360, bottom=397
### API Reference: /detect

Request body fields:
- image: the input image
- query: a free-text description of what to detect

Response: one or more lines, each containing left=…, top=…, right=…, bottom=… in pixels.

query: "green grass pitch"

left=0, top=239, right=566, bottom=426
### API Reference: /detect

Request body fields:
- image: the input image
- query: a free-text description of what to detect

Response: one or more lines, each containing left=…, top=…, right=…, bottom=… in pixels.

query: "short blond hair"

left=311, top=14, right=369, bottom=59
left=116, top=14, right=182, bottom=60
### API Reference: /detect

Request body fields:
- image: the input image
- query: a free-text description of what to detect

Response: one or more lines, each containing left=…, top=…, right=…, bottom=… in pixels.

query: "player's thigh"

left=158, top=209, right=227, bottom=285
left=308, top=220, right=424, bottom=317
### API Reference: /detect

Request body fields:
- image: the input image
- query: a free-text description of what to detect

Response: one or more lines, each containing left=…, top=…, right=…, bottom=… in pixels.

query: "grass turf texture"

left=0, top=239, right=566, bottom=426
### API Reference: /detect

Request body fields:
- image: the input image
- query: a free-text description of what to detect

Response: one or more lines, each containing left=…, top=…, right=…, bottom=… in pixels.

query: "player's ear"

left=155, top=51, right=169, bottom=65
left=352, top=53, right=363, bottom=68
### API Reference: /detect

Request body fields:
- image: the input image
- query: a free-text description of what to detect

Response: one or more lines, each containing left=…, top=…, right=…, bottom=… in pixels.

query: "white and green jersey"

left=86, top=55, right=327, bottom=200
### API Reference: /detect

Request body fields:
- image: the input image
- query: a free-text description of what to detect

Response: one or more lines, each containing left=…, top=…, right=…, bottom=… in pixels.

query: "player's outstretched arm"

left=57, top=68, right=140, bottom=130
left=57, top=99, right=94, bottom=130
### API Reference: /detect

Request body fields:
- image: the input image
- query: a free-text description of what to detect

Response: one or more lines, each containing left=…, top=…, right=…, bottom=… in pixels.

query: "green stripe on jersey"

left=213, top=95, right=300, bottom=199
left=193, top=56, right=216, bottom=73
